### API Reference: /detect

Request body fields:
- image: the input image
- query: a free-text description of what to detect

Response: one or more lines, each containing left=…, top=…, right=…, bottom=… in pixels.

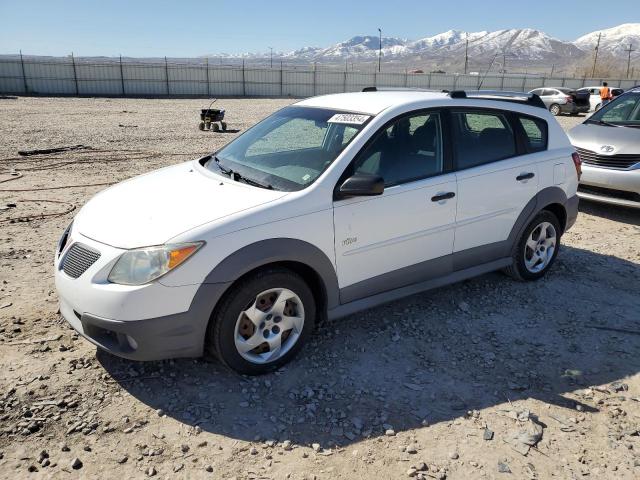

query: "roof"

left=295, top=90, right=448, bottom=115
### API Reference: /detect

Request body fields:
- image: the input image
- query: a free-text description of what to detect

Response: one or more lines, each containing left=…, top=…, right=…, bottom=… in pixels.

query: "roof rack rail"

left=448, top=90, right=546, bottom=109
left=362, top=86, right=444, bottom=93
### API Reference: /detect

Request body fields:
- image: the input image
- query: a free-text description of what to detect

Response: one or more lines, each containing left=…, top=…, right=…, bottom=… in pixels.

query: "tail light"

left=571, top=151, right=582, bottom=180
left=566, top=96, right=573, bottom=103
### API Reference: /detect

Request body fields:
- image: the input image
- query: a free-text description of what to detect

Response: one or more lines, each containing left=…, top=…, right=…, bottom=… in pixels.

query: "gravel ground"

left=0, top=97, right=639, bottom=479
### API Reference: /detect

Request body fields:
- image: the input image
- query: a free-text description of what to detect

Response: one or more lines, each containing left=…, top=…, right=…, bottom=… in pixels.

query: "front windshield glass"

left=588, top=92, right=640, bottom=125
left=209, top=106, right=370, bottom=191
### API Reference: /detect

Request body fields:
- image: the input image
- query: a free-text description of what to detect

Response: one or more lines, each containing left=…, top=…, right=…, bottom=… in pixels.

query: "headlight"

left=108, top=242, right=203, bottom=285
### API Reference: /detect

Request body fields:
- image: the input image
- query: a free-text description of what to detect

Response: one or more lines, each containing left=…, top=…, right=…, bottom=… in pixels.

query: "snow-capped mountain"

left=574, top=23, right=640, bottom=57
left=203, top=24, right=639, bottom=67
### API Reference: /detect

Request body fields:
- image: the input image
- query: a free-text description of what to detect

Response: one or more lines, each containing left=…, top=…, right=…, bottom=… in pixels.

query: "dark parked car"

left=529, top=87, right=590, bottom=116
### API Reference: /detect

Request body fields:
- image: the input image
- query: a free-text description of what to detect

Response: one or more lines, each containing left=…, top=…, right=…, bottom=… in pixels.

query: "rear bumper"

left=565, top=194, right=579, bottom=231
left=561, top=103, right=590, bottom=114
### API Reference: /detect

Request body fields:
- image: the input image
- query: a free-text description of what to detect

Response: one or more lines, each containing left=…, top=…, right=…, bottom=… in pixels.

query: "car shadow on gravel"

left=578, top=200, right=640, bottom=226
left=98, top=245, right=640, bottom=448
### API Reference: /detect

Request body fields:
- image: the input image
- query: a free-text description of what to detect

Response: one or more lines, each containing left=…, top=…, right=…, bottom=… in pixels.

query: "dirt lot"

left=1, top=97, right=639, bottom=480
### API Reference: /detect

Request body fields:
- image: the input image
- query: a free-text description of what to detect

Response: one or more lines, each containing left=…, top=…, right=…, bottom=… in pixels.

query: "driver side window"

left=353, top=112, right=443, bottom=186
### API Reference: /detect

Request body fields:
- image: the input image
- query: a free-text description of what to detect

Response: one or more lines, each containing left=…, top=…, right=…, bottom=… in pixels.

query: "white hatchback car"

left=55, top=89, right=580, bottom=374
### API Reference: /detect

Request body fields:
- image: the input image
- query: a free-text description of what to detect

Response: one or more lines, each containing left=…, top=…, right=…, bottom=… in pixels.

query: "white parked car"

left=576, top=86, right=624, bottom=112
left=55, top=89, right=580, bottom=375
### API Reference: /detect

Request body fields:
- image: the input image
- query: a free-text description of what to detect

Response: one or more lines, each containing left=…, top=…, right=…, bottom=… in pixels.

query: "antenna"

left=478, top=51, right=500, bottom=89
left=591, top=32, right=601, bottom=78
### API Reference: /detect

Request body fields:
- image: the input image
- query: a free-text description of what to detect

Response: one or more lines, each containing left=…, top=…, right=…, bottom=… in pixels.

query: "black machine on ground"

left=198, top=99, right=227, bottom=132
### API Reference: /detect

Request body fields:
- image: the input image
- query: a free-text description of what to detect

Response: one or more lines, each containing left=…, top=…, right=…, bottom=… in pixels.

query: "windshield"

left=208, top=106, right=370, bottom=191
left=587, top=92, right=640, bottom=126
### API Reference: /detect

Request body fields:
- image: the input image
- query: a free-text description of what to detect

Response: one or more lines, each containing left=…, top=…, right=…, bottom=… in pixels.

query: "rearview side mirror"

left=336, top=173, right=384, bottom=199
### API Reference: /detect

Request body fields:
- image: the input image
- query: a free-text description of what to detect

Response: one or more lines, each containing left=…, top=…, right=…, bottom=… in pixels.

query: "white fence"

left=1, top=57, right=638, bottom=97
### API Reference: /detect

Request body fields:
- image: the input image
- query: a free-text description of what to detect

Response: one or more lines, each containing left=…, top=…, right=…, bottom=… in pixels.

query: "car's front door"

left=333, top=110, right=457, bottom=303
left=449, top=109, right=540, bottom=268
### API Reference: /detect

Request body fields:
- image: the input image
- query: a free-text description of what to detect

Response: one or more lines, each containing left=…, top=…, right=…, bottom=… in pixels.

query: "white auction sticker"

left=327, top=113, right=370, bottom=125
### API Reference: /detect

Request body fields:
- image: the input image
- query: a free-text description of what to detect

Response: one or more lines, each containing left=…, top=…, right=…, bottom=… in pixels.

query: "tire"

left=212, top=123, right=220, bottom=132
left=595, top=103, right=601, bottom=111
left=549, top=104, right=561, bottom=116
left=207, top=268, right=316, bottom=375
left=505, top=210, right=561, bottom=282
left=198, top=121, right=205, bottom=131
left=220, top=121, right=227, bottom=131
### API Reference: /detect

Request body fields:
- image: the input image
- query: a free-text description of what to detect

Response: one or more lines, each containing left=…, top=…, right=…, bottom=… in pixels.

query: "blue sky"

left=0, top=0, right=637, bottom=57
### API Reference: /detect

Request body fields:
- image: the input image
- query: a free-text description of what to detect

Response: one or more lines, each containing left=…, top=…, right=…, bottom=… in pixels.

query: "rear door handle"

left=516, top=172, right=535, bottom=181
left=431, top=192, right=455, bottom=202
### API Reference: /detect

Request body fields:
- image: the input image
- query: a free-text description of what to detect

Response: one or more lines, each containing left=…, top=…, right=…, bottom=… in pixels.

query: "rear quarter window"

left=518, top=116, right=548, bottom=153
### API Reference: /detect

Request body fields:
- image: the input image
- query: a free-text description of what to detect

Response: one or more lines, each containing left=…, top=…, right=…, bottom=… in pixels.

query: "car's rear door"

left=332, top=110, right=457, bottom=303
left=450, top=108, right=541, bottom=268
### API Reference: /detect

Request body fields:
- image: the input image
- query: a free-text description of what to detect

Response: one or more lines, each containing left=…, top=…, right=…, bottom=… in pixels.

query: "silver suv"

left=567, top=86, right=640, bottom=209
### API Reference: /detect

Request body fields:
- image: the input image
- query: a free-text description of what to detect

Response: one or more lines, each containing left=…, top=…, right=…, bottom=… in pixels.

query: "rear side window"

left=451, top=111, right=516, bottom=170
left=518, top=116, right=548, bottom=153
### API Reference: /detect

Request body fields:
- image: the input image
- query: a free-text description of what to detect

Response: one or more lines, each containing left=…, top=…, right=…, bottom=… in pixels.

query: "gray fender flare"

left=202, top=238, right=340, bottom=309
left=507, top=186, right=569, bottom=251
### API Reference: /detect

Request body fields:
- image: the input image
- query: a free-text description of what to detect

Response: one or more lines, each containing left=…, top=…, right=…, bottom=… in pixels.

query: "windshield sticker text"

left=328, top=114, right=370, bottom=125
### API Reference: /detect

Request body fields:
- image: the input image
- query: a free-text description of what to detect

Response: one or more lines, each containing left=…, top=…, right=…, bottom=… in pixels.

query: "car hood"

left=568, top=123, right=640, bottom=155
left=74, top=160, right=287, bottom=249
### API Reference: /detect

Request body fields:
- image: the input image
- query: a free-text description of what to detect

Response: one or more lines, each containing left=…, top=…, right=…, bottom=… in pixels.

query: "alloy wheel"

left=234, top=288, right=305, bottom=364
left=524, top=221, right=557, bottom=273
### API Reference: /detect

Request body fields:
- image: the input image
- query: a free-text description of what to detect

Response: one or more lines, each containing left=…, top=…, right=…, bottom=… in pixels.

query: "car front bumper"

left=55, top=231, right=230, bottom=360
left=578, top=164, right=640, bottom=208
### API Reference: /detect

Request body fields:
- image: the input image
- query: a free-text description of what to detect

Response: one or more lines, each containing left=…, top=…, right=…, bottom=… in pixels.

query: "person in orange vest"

left=600, top=82, right=613, bottom=107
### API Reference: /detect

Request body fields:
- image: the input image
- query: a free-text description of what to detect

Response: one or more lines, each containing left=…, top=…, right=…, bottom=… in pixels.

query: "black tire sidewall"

left=211, top=269, right=316, bottom=375
left=513, top=211, right=561, bottom=281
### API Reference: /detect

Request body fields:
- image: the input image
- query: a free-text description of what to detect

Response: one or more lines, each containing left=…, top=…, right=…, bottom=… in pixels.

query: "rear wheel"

left=198, top=121, right=205, bottom=131
left=212, top=123, right=220, bottom=132
left=220, top=121, right=227, bottom=131
left=505, top=210, right=561, bottom=281
left=208, top=268, right=315, bottom=375
left=595, top=103, right=602, bottom=111
left=549, top=104, right=561, bottom=116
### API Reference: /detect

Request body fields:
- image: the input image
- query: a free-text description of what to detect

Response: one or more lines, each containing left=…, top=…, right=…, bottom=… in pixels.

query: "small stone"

left=173, top=463, right=185, bottom=472
left=385, top=429, right=396, bottom=436
left=250, top=446, right=258, bottom=455
left=498, top=462, right=511, bottom=473
left=458, top=301, right=470, bottom=313
left=181, top=444, right=190, bottom=453
left=156, top=409, right=164, bottom=417
left=204, top=464, right=213, bottom=472
left=406, top=445, right=418, bottom=454
left=61, top=444, right=70, bottom=452
left=312, top=443, right=321, bottom=452
left=449, top=452, right=459, bottom=460
left=146, top=466, right=157, bottom=476
left=282, top=440, right=292, bottom=451
left=407, top=467, right=418, bottom=477
left=71, top=458, right=83, bottom=470
left=117, top=455, right=128, bottom=464
left=483, top=428, right=494, bottom=441
left=416, top=462, right=428, bottom=471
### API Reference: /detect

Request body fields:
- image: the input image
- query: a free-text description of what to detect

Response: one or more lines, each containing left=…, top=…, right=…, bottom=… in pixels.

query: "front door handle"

left=431, top=192, right=455, bottom=202
left=516, top=172, right=535, bottom=181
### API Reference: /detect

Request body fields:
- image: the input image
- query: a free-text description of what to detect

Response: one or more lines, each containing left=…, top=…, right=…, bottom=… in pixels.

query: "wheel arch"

left=202, top=238, right=339, bottom=315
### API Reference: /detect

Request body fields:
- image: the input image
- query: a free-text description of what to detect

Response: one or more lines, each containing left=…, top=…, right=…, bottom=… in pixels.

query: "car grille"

left=575, top=147, right=640, bottom=170
left=62, top=243, right=101, bottom=279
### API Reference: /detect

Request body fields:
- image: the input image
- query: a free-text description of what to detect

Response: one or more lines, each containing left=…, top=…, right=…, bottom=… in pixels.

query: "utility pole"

left=269, top=47, right=273, bottom=68
left=550, top=64, right=555, bottom=77
left=625, top=43, right=635, bottom=79
left=378, top=27, right=382, bottom=72
left=591, top=32, right=601, bottom=78
left=463, top=35, right=469, bottom=74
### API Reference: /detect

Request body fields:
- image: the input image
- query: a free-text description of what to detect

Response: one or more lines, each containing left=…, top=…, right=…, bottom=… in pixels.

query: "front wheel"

left=505, top=210, right=561, bottom=281
left=549, top=103, right=561, bottom=116
left=207, top=268, right=316, bottom=375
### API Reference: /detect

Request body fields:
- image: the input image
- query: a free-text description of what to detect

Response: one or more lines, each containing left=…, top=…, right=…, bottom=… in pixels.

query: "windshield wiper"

left=587, top=119, right=623, bottom=127
left=212, top=156, right=273, bottom=190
